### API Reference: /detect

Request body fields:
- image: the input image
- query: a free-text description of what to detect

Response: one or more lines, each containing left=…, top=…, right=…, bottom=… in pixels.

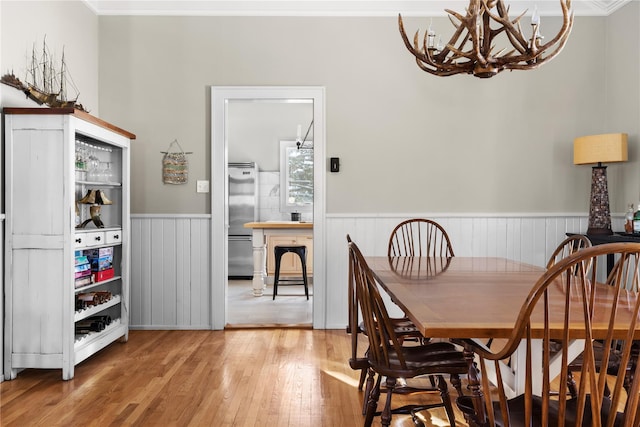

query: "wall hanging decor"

left=161, top=139, right=192, bottom=185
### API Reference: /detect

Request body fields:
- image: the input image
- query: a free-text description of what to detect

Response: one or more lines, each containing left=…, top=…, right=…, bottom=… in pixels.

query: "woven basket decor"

left=162, top=139, right=191, bottom=185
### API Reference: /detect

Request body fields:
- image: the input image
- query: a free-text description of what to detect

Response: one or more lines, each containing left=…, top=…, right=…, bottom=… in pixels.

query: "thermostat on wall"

left=330, top=157, right=340, bottom=173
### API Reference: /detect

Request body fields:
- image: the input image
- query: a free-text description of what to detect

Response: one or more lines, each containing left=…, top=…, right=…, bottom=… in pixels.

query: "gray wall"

left=94, top=11, right=639, bottom=215
left=2, top=4, right=637, bottom=216
left=605, top=1, right=640, bottom=204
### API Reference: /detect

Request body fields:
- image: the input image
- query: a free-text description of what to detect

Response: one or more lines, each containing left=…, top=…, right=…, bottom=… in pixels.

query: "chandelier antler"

left=398, top=0, right=573, bottom=78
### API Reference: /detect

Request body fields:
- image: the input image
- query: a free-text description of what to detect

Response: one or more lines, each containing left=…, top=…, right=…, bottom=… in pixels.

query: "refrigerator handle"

left=229, top=235, right=252, bottom=241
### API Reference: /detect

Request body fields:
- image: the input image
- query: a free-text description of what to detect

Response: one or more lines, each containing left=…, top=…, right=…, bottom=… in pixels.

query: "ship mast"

left=59, top=49, right=67, bottom=102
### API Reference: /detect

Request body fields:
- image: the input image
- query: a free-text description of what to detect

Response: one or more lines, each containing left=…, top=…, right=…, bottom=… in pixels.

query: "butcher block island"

left=244, top=221, right=313, bottom=296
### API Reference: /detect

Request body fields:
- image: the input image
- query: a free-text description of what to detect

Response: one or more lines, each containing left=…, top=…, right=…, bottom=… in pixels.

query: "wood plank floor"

left=0, top=329, right=469, bottom=426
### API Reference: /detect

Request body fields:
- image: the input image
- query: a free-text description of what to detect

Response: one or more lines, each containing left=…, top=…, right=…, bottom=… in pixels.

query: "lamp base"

left=586, top=165, right=613, bottom=236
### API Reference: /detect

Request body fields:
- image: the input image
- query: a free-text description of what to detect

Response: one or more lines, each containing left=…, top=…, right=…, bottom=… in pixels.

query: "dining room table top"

left=366, top=255, right=640, bottom=341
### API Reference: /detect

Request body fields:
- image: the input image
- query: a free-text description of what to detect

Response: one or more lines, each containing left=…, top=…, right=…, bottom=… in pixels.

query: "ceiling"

left=83, top=0, right=631, bottom=17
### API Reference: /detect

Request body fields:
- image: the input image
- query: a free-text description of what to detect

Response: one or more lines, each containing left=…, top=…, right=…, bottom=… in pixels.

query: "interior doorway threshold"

left=225, top=323, right=313, bottom=330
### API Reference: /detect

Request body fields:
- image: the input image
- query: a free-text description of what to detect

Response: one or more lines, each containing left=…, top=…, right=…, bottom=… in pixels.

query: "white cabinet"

left=3, top=108, right=134, bottom=380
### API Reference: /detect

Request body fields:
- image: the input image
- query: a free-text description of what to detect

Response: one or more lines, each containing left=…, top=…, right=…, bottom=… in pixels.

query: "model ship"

left=1, top=37, right=87, bottom=112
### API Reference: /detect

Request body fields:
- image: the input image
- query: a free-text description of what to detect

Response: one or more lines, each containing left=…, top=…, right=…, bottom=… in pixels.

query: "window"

left=280, top=140, right=313, bottom=214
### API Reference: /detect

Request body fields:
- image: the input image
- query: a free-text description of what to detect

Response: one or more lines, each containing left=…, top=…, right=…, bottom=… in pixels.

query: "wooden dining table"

left=368, top=256, right=545, bottom=340
left=365, top=255, right=640, bottom=408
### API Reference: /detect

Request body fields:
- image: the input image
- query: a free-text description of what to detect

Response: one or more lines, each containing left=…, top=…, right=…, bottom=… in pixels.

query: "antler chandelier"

left=398, top=0, right=573, bottom=78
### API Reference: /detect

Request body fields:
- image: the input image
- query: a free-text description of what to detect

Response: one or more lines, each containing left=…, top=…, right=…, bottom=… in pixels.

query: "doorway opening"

left=210, top=86, right=326, bottom=330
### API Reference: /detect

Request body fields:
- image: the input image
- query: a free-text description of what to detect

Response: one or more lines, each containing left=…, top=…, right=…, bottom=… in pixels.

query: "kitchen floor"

left=226, top=279, right=313, bottom=327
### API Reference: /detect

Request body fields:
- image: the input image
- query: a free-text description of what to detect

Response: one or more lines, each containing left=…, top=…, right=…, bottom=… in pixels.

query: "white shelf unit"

left=3, top=108, right=134, bottom=380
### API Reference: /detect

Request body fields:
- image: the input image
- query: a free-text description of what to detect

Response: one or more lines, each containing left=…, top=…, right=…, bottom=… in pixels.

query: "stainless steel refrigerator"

left=228, top=162, right=259, bottom=279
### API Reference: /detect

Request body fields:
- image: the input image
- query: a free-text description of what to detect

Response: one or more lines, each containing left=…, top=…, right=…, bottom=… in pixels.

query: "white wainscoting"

left=323, top=213, right=623, bottom=329
left=129, top=213, right=620, bottom=330
left=130, top=214, right=211, bottom=329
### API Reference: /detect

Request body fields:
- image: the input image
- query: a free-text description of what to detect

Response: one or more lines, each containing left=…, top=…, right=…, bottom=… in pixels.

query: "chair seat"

left=275, top=244, right=306, bottom=251
left=358, top=317, right=423, bottom=339
left=371, top=341, right=468, bottom=379
left=457, top=394, right=625, bottom=427
left=348, top=320, right=434, bottom=373
left=567, top=341, right=623, bottom=374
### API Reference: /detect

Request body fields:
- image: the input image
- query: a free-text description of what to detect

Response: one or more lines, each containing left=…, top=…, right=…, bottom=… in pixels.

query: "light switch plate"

left=196, top=180, right=210, bottom=193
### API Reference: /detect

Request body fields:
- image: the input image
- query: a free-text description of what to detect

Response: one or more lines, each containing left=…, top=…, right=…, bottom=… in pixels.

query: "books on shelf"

left=74, top=247, right=115, bottom=287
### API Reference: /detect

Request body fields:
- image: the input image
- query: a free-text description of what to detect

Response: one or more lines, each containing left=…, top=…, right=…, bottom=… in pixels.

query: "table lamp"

left=573, top=133, right=628, bottom=235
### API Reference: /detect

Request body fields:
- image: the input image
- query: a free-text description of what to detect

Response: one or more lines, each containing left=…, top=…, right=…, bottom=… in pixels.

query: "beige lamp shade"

left=574, top=133, right=628, bottom=165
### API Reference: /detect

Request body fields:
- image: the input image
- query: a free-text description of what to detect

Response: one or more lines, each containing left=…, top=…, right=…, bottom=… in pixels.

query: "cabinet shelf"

left=75, top=276, right=122, bottom=293
left=76, top=180, right=122, bottom=187
left=75, top=317, right=122, bottom=345
left=75, top=319, right=125, bottom=364
left=76, top=227, right=123, bottom=234
left=75, top=294, right=121, bottom=322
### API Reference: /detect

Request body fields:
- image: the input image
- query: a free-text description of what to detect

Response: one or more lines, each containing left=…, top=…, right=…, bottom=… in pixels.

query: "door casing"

left=210, top=86, right=326, bottom=329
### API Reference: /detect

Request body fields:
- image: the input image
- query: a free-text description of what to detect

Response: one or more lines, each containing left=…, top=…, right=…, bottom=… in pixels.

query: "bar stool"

left=273, top=245, right=309, bottom=300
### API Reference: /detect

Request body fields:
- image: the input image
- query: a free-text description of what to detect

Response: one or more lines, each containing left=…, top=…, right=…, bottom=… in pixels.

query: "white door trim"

left=211, top=86, right=326, bottom=329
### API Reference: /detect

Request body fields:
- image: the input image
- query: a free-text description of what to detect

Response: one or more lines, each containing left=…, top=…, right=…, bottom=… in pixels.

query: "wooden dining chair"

left=385, top=219, right=454, bottom=340
left=455, top=242, right=640, bottom=427
left=387, top=220, right=456, bottom=394
left=565, top=249, right=640, bottom=400
left=346, top=234, right=424, bottom=416
left=546, top=234, right=592, bottom=269
left=388, top=218, right=454, bottom=258
left=546, top=234, right=593, bottom=394
left=349, top=240, right=468, bottom=427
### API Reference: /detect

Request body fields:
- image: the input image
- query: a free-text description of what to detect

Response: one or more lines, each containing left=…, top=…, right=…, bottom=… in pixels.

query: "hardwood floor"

left=1, top=329, right=469, bottom=426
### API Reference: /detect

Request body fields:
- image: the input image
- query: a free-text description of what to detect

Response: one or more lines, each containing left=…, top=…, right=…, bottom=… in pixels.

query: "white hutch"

left=3, top=108, right=134, bottom=380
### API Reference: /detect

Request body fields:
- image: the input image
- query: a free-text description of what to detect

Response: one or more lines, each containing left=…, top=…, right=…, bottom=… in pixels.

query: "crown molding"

left=589, top=0, right=633, bottom=14
left=82, top=0, right=632, bottom=17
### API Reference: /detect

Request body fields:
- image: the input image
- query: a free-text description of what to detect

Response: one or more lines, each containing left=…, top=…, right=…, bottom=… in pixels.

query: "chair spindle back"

left=388, top=218, right=454, bottom=258
left=465, top=243, right=640, bottom=427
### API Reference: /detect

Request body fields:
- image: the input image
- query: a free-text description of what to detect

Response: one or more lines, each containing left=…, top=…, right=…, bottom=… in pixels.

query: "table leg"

left=462, top=345, right=487, bottom=426
left=251, top=230, right=267, bottom=296
left=514, top=340, right=537, bottom=396
left=607, top=253, right=614, bottom=276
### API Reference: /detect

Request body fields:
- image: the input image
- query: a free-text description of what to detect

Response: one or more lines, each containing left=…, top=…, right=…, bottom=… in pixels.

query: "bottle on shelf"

left=625, top=203, right=635, bottom=233
left=633, top=203, right=640, bottom=234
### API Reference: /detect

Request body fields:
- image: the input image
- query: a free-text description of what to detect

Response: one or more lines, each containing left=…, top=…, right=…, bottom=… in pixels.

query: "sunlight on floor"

left=412, top=409, right=453, bottom=427
left=323, top=369, right=361, bottom=388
